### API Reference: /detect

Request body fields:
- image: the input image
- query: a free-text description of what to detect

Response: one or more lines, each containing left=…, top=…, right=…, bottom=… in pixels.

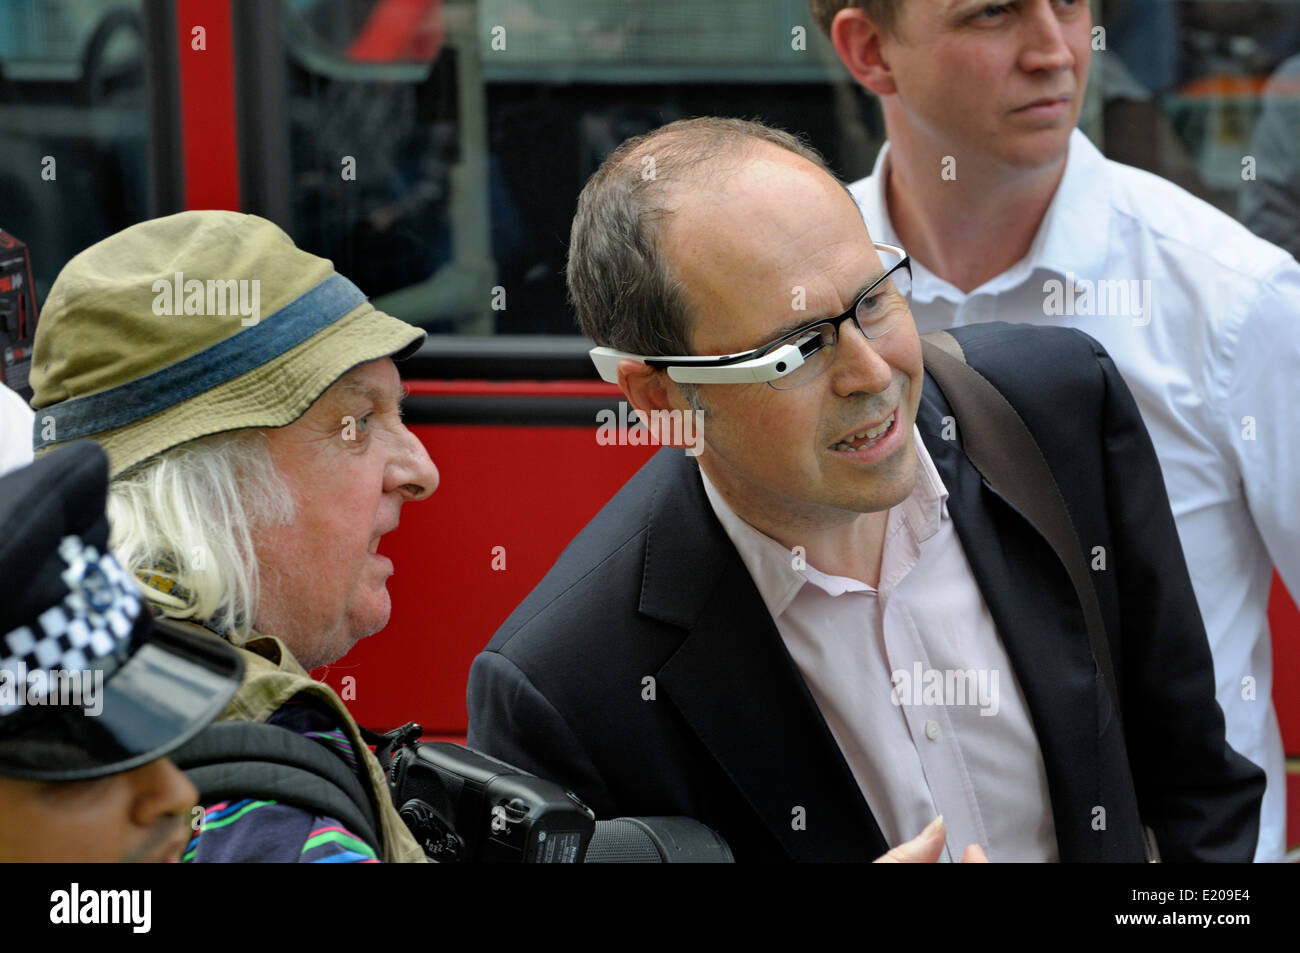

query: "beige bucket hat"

left=30, top=211, right=425, bottom=478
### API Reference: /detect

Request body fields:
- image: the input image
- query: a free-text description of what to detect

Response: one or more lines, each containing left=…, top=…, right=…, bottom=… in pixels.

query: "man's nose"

left=128, top=757, right=198, bottom=828
left=388, top=423, right=439, bottom=501
left=1019, top=1, right=1077, bottom=73
left=829, top=317, right=894, bottom=397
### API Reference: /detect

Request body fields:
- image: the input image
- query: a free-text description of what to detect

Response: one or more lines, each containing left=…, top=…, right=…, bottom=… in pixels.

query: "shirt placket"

left=877, top=542, right=988, bottom=862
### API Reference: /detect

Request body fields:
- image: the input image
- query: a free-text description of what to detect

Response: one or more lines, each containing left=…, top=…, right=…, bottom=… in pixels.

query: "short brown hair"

left=567, top=117, right=833, bottom=356
left=809, top=1, right=902, bottom=38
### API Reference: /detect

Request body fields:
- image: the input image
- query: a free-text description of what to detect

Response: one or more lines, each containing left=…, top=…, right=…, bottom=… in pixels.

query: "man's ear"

left=617, top=358, right=680, bottom=424
left=617, top=359, right=706, bottom=458
left=830, top=7, right=898, bottom=97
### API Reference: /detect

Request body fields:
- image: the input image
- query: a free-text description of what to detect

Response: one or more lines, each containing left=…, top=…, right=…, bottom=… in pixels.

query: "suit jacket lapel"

left=918, top=396, right=1107, bottom=862
left=632, top=378, right=1112, bottom=863
left=639, top=451, right=888, bottom=861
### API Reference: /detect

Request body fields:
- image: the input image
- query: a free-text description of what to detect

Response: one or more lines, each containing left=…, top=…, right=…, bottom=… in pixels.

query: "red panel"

left=1268, top=574, right=1300, bottom=849
left=348, top=0, right=443, bottom=63
left=312, top=423, right=656, bottom=733
left=1271, top=574, right=1300, bottom=756
left=405, top=379, right=622, bottom=398
left=176, top=0, right=240, bottom=210
left=1290, top=763, right=1300, bottom=852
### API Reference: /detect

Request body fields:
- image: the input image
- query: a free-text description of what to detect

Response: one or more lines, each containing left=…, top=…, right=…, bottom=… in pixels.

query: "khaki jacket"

left=177, top=620, right=426, bottom=863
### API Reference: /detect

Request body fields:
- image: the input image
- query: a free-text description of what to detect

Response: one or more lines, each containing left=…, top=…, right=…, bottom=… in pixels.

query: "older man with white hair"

left=30, top=211, right=439, bottom=862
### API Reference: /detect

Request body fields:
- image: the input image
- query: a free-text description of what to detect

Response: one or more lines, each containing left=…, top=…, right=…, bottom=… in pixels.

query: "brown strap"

left=921, top=335, right=1153, bottom=859
left=922, top=328, right=965, bottom=363
left=919, top=335, right=1121, bottom=728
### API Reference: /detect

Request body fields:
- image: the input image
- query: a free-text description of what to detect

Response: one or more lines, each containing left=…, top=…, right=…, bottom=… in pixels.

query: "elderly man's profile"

left=29, top=211, right=438, bottom=863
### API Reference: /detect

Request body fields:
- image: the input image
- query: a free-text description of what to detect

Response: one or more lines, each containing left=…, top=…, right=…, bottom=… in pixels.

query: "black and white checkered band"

left=0, top=536, right=142, bottom=714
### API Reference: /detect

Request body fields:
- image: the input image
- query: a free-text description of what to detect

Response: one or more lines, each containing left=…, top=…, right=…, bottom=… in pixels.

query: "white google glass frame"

left=589, top=337, right=813, bottom=385
left=589, top=242, right=909, bottom=386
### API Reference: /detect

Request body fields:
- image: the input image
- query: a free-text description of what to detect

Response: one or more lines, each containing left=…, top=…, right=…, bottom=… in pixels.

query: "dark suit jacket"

left=466, top=323, right=1263, bottom=862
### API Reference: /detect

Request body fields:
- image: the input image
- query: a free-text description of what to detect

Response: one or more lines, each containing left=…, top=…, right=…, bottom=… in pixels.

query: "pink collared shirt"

left=699, top=428, right=1059, bottom=861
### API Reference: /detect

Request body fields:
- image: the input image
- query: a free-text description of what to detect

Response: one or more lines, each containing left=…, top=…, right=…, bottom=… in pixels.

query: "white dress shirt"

left=850, top=129, right=1300, bottom=861
left=699, top=430, right=1059, bottom=862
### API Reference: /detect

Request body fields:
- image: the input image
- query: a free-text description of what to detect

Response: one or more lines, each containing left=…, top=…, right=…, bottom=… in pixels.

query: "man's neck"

left=702, top=465, right=894, bottom=588
left=789, top=509, right=891, bottom=589
left=882, top=135, right=1068, bottom=295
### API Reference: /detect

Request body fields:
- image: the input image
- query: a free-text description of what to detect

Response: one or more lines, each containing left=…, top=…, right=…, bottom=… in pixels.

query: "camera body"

left=386, top=736, right=596, bottom=863
left=378, top=722, right=734, bottom=863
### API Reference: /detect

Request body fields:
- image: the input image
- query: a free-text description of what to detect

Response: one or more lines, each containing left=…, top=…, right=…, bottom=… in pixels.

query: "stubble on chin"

left=843, top=430, right=919, bottom=514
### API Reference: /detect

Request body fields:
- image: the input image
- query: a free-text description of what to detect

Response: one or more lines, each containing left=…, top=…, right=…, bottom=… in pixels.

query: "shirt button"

left=925, top=720, right=941, bottom=741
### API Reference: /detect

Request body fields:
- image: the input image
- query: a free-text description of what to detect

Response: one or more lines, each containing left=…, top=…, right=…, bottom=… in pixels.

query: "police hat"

left=0, top=441, right=243, bottom=780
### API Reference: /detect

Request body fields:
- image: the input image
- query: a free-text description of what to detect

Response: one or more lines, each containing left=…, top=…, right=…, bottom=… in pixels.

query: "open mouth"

left=829, top=410, right=896, bottom=453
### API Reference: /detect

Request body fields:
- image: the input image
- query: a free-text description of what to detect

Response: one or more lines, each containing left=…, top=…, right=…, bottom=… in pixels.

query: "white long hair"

left=107, top=429, right=295, bottom=639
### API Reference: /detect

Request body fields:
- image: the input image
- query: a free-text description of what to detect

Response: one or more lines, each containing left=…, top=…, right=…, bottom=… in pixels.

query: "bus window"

left=251, top=0, right=884, bottom=337
left=0, top=0, right=150, bottom=304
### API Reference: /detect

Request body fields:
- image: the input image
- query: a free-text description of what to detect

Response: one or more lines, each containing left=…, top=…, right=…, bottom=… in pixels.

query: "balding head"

left=567, top=117, right=837, bottom=358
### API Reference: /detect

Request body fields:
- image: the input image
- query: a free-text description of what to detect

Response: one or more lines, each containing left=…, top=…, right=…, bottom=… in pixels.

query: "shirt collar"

left=853, top=129, right=1113, bottom=303
left=1033, top=128, right=1112, bottom=281
left=698, top=426, right=949, bottom=617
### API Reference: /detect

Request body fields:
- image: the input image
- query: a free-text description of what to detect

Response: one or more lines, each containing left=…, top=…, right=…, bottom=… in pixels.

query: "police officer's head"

left=0, top=443, right=242, bottom=861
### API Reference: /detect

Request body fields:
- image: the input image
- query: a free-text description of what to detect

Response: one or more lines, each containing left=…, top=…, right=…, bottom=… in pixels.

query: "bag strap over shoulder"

left=920, top=333, right=1157, bottom=861
left=919, top=332, right=1121, bottom=729
left=170, top=721, right=383, bottom=857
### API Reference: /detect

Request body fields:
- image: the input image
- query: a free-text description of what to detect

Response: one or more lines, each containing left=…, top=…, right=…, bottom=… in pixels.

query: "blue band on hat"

left=33, top=273, right=367, bottom=449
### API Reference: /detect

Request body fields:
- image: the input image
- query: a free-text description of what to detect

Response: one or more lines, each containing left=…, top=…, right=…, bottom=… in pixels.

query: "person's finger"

left=873, top=814, right=946, bottom=863
left=961, top=843, right=989, bottom=863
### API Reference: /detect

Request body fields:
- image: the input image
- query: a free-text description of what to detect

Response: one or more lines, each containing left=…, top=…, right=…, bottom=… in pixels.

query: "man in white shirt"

left=818, top=0, right=1299, bottom=860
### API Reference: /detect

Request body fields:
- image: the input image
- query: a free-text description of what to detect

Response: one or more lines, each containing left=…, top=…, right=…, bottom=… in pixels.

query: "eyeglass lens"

left=769, top=252, right=911, bottom=391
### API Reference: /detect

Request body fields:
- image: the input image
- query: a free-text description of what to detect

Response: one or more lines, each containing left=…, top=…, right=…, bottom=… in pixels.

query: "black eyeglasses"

left=588, top=243, right=912, bottom=389
left=750, top=242, right=912, bottom=390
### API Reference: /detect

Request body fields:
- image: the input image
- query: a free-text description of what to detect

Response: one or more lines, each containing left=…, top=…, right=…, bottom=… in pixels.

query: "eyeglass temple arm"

left=589, top=342, right=808, bottom=385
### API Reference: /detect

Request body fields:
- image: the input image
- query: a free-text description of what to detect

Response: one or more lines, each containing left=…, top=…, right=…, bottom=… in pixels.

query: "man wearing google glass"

left=466, top=117, right=1262, bottom=863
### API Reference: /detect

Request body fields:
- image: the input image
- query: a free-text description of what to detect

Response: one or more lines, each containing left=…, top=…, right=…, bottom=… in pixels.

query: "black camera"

left=377, top=723, right=733, bottom=863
